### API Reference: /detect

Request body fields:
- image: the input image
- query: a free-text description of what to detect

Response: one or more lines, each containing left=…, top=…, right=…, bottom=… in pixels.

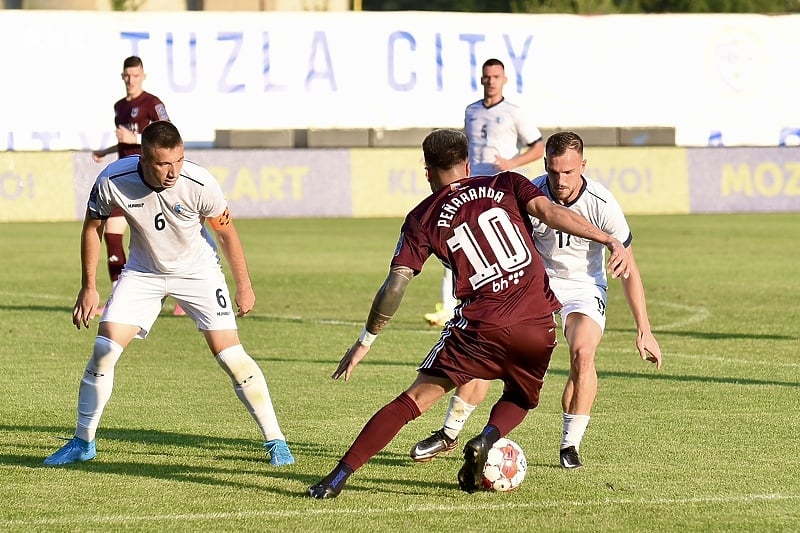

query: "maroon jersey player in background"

left=91, top=56, right=181, bottom=315
left=307, top=128, right=630, bottom=499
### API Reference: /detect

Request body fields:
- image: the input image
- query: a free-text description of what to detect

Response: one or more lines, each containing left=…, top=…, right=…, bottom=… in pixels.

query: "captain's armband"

left=209, top=207, right=232, bottom=230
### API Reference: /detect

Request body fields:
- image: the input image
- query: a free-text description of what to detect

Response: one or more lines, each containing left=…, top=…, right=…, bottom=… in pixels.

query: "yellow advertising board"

left=350, top=146, right=691, bottom=218
left=585, top=147, right=690, bottom=214
left=350, top=148, right=430, bottom=218
left=0, top=152, right=76, bottom=222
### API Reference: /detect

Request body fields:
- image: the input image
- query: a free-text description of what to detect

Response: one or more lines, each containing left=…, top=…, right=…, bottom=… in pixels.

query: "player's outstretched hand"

left=332, top=341, right=371, bottom=382
left=605, top=239, right=630, bottom=280
left=72, top=288, right=100, bottom=330
left=637, top=330, right=663, bottom=369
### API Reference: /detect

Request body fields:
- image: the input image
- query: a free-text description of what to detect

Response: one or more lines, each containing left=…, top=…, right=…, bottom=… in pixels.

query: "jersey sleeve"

left=514, top=107, right=543, bottom=147
left=153, top=96, right=170, bottom=122
left=510, top=171, right=545, bottom=207
left=595, top=186, right=632, bottom=246
left=195, top=167, right=229, bottom=220
left=391, top=214, right=430, bottom=275
left=86, top=174, right=114, bottom=219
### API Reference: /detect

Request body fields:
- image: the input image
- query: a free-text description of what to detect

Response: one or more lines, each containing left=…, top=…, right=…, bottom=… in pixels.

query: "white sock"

left=561, top=413, right=590, bottom=450
left=76, top=336, right=123, bottom=442
left=442, top=268, right=458, bottom=314
left=442, top=395, right=477, bottom=441
left=216, top=345, right=285, bottom=442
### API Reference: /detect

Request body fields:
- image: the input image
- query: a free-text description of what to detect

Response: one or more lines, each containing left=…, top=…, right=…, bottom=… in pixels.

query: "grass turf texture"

left=0, top=214, right=798, bottom=532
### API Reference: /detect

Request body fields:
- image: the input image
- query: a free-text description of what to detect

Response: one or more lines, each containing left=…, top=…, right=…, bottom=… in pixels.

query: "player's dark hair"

left=142, top=121, right=182, bottom=152
left=482, top=58, right=504, bottom=70
left=123, top=56, right=143, bottom=69
left=423, top=129, right=468, bottom=171
left=546, top=131, right=584, bottom=158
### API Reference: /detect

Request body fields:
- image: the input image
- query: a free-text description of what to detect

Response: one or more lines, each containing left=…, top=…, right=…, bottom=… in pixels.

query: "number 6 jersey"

left=87, top=156, right=227, bottom=276
left=393, top=171, right=560, bottom=330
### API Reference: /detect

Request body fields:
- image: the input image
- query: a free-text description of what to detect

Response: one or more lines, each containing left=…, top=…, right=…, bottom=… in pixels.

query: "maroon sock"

left=341, top=392, right=421, bottom=471
left=104, top=233, right=126, bottom=282
left=486, top=400, right=529, bottom=437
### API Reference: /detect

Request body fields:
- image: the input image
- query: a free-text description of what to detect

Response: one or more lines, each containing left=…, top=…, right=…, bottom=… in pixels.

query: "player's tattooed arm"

left=333, top=265, right=415, bottom=381
left=364, top=265, right=414, bottom=335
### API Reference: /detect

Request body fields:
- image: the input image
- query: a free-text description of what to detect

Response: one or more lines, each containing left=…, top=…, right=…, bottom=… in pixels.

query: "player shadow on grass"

left=607, top=327, right=796, bottom=341
left=6, top=425, right=316, bottom=491
left=543, top=366, right=799, bottom=389
left=6, top=424, right=458, bottom=497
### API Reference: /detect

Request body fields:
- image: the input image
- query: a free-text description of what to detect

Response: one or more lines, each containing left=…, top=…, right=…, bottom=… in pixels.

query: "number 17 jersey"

left=529, top=174, right=632, bottom=290
left=392, top=171, right=560, bottom=330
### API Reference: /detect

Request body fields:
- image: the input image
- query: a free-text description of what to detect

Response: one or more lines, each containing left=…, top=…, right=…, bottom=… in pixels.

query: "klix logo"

left=127, top=202, right=144, bottom=208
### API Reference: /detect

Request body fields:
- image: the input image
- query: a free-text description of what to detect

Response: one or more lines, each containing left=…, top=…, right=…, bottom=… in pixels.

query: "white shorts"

left=548, top=278, right=607, bottom=333
left=101, top=268, right=238, bottom=339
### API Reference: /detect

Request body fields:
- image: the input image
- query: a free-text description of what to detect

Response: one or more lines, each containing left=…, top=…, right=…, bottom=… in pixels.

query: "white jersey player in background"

left=411, top=131, right=662, bottom=468
left=44, top=121, right=295, bottom=468
left=424, top=58, right=544, bottom=327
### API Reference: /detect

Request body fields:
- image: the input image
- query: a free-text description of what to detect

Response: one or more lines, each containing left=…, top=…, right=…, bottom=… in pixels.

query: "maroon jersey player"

left=112, top=90, right=168, bottom=158
left=91, top=56, right=178, bottom=314
left=307, top=128, right=630, bottom=499
left=92, top=56, right=169, bottom=162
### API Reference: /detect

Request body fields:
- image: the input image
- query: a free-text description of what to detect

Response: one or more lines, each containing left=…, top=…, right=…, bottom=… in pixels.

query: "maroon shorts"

left=109, top=206, right=125, bottom=218
left=418, top=314, right=557, bottom=409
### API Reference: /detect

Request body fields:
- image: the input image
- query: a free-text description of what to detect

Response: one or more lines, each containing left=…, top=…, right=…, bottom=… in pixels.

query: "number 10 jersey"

left=393, top=171, right=560, bottom=330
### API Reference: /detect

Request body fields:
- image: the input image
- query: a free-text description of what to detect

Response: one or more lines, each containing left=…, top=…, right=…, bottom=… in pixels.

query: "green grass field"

left=1, top=214, right=798, bottom=532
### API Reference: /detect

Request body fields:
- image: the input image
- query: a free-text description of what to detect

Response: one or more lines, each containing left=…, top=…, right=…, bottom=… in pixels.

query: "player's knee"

left=570, top=347, right=597, bottom=373
left=88, top=335, right=124, bottom=373
left=215, top=344, right=263, bottom=387
left=458, top=379, right=491, bottom=404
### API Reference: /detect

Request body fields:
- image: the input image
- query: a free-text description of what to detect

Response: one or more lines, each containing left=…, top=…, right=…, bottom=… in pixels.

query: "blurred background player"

left=307, top=129, right=629, bottom=499
left=45, top=121, right=294, bottom=468
left=424, top=58, right=544, bottom=327
left=91, top=56, right=184, bottom=316
left=410, top=131, right=662, bottom=469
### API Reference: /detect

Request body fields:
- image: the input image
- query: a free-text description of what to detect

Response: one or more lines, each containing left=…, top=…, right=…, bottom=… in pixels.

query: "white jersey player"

left=44, top=121, right=295, bottom=468
left=529, top=172, right=631, bottom=333
left=410, top=131, right=662, bottom=469
left=90, top=156, right=224, bottom=277
left=465, top=97, right=542, bottom=177
left=425, top=58, right=544, bottom=328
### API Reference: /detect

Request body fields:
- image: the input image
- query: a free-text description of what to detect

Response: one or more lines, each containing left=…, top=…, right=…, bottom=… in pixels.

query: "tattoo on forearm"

left=365, top=266, right=414, bottom=334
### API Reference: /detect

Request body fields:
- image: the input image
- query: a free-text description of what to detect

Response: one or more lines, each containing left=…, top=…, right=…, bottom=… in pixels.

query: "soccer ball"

left=481, top=438, right=527, bottom=492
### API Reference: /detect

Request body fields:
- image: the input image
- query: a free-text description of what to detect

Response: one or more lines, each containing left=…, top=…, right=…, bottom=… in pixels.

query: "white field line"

left=0, top=290, right=66, bottom=301
left=1, top=293, right=712, bottom=332
left=1, top=493, right=796, bottom=528
left=647, top=300, right=711, bottom=331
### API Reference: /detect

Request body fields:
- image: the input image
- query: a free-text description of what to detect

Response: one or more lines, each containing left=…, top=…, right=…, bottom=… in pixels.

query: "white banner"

left=1, top=11, right=797, bottom=150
